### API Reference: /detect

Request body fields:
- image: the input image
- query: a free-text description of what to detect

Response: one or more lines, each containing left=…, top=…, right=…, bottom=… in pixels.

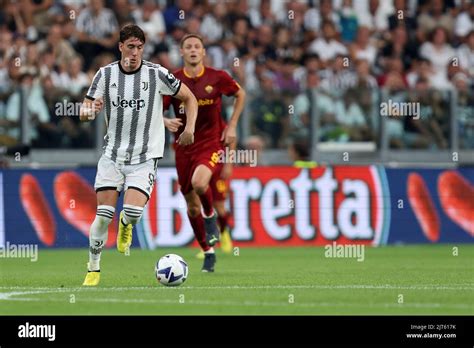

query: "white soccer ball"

left=155, top=254, right=188, bottom=286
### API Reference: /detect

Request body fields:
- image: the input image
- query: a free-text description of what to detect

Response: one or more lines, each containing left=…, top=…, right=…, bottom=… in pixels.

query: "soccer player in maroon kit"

left=163, top=34, right=246, bottom=272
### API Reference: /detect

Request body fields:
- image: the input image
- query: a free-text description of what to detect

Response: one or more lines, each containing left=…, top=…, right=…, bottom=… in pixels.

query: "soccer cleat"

left=220, top=227, right=233, bottom=254
left=195, top=250, right=205, bottom=259
left=117, top=211, right=133, bottom=253
left=203, top=211, right=220, bottom=246
left=201, top=253, right=216, bottom=272
left=82, top=270, right=100, bottom=286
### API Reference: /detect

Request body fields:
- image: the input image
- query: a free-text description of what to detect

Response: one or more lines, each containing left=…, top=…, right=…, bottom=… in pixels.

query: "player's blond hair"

left=180, top=34, right=204, bottom=48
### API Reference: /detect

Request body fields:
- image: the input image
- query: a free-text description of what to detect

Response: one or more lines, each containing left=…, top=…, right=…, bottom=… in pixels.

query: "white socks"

left=122, top=204, right=144, bottom=225
left=88, top=205, right=115, bottom=271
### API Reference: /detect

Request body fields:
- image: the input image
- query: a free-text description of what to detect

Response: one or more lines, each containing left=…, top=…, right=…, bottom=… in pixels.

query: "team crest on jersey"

left=205, top=85, right=213, bottom=94
left=142, top=81, right=149, bottom=91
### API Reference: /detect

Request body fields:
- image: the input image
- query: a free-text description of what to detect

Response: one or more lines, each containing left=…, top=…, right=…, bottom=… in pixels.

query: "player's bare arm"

left=221, top=87, right=246, bottom=146
left=163, top=117, right=183, bottom=133
left=174, top=83, right=198, bottom=145
left=79, top=97, right=103, bottom=122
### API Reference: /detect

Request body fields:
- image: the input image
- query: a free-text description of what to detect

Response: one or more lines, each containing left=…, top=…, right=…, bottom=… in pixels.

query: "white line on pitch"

left=0, top=294, right=471, bottom=310
left=0, top=284, right=473, bottom=291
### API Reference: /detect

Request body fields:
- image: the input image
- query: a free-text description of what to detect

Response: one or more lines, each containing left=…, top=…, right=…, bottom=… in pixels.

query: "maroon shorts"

left=209, top=164, right=229, bottom=202
left=175, top=146, right=223, bottom=195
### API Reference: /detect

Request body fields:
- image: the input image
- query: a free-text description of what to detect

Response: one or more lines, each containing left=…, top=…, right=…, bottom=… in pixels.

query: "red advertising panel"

left=137, top=166, right=390, bottom=248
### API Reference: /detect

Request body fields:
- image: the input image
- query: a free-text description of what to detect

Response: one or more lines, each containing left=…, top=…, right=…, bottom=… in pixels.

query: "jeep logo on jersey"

left=112, top=95, right=145, bottom=110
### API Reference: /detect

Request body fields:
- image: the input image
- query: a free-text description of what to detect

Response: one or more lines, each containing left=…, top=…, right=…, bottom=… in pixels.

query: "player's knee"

left=187, top=205, right=201, bottom=217
left=123, top=204, right=144, bottom=225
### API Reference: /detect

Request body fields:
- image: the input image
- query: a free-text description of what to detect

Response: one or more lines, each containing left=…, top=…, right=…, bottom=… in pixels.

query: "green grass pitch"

left=0, top=245, right=472, bottom=315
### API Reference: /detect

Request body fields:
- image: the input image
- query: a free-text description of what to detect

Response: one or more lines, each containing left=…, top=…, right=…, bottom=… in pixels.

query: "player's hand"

left=164, top=118, right=183, bottom=132
left=221, top=125, right=237, bottom=146
left=81, top=98, right=104, bottom=121
left=83, top=98, right=103, bottom=120
left=177, top=128, right=194, bottom=146
left=92, top=98, right=104, bottom=115
left=221, top=162, right=233, bottom=180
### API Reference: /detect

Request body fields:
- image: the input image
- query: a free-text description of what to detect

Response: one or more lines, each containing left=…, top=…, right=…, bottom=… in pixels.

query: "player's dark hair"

left=180, top=34, right=204, bottom=48
left=120, top=24, right=146, bottom=44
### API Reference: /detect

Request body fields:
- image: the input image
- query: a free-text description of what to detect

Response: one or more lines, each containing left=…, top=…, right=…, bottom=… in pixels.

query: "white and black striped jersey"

left=86, top=60, right=181, bottom=164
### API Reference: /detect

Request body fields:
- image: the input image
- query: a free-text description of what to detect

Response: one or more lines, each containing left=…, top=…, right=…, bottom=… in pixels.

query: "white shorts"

left=94, top=155, right=158, bottom=199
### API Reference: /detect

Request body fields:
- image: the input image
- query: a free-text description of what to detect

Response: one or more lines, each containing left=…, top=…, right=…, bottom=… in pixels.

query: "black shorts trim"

left=95, top=186, right=121, bottom=195
left=127, top=186, right=150, bottom=200
left=85, top=95, right=95, bottom=101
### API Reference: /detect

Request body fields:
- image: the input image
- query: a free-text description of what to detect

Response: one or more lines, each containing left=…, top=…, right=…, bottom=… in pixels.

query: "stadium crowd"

left=0, top=0, right=472, bottom=153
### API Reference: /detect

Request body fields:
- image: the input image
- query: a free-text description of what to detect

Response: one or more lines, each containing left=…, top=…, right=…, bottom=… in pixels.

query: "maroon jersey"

left=163, top=66, right=240, bottom=155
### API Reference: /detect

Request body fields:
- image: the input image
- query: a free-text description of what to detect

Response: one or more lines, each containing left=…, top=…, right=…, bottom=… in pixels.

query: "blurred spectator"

left=37, top=24, right=77, bottom=70
left=388, top=0, right=417, bottom=32
left=309, top=0, right=340, bottom=33
left=17, top=0, right=54, bottom=40
left=320, top=55, right=356, bottom=94
left=75, top=0, right=119, bottom=70
left=405, top=79, right=450, bottom=149
left=291, top=70, right=319, bottom=139
left=351, top=58, right=378, bottom=88
left=61, top=56, right=90, bottom=97
left=273, top=57, right=300, bottom=95
left=379, top=25, right=419, bottom=72
left=349, top=26, right=377, bottom=66
left=163, top=0, right=194, bottom=33
left=308, top=20, right=347, bottom=65
left=274, top=26, right=294, bottom=61
left=357, top=0, right=392, bottom=32
left=419, top=27, right=456, bottom=89
left=2, top=1, right=27, bottom=35
left=248, top=0, right=276, bottom=29
left=334, top=89, right=372, bottom=141
left=231, top=15, right=251, bottom=57
left=5, top=68, right=54, bottom=146
left=200, top=2, right=226, bottom=45
left=454, top=72, right=474, bottom=149
left=457, top=30, right=474, bottom=78
left=250, top=24, right=277, bottom=71
left=454, top=1, right=474, bottom=38
left=112, top=0, right=135, bottom=28
left=249, top=72, right=288, bottom=148
left=417, top=0, right=454, bottom=35
left=339, top=0, right=358, bottom=43
left=378, top=57, right=408, bottom=91
left=152, top=24, right=185, bottom=70
left=295, top=53, right=320, bottom=90
left=207, top=38, right=238, bottom=71
left=132, top=0, right=166, bottom=45
left=406, top=58, right=435, bottom=88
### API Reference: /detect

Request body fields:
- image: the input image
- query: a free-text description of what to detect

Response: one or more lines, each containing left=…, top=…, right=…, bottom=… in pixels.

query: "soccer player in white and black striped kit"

left=80, top=24, right=198, bottom=286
